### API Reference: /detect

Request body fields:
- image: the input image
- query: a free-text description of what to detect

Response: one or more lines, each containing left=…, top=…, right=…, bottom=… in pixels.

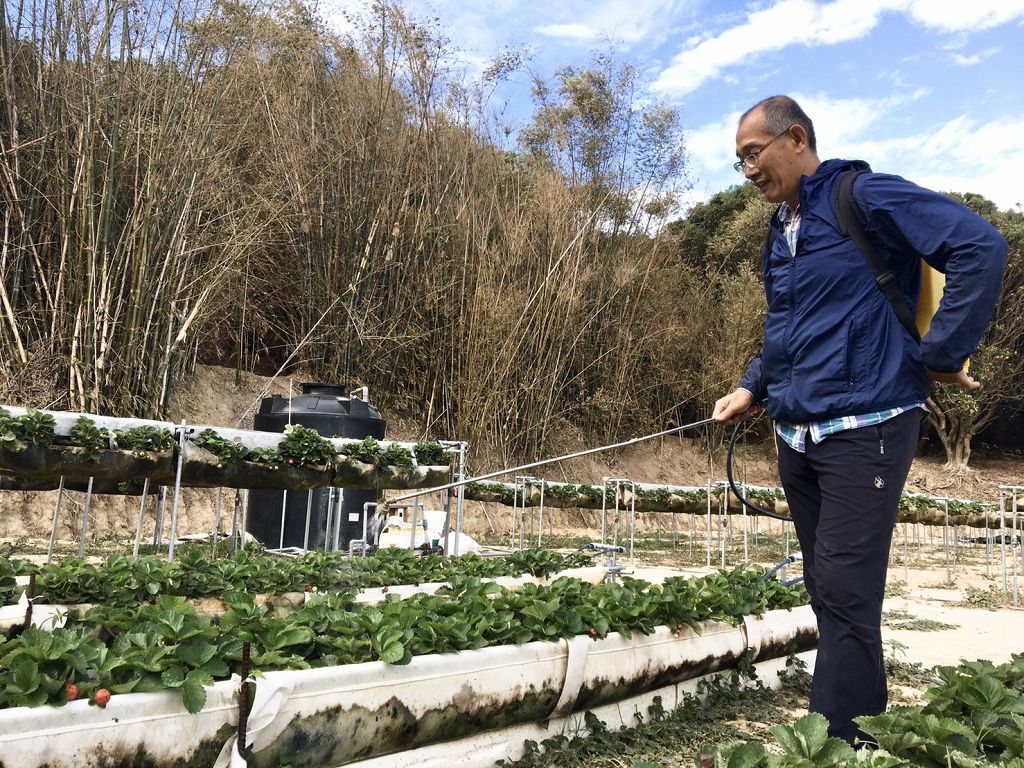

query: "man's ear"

left=788, top=124, right=809, bottom=151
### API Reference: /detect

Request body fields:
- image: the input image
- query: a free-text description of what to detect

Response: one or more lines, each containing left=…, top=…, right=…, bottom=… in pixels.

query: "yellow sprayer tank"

left=916, top=263, right=969, bottom=372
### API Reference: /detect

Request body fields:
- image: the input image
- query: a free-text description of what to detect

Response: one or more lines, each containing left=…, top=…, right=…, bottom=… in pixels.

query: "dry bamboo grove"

left=2, top=0, right=1021, bottom=468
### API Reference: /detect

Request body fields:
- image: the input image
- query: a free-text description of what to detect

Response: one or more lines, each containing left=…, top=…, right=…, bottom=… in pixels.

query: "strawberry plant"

left=9, top=547, right=608, bottom=607
left=0, top=627, right=107, bottom=708
left=0, top=407, right=14, bottom=449
left=191, top=429, right=249, bottom=464
left=0, top=558, right=23, bottom=605
left=698, top=654, right=1024, bottom=768
left=466, top=480, right=518, bottom=504
left=0, top=409, right=57, bottom=448
left=68, top=417, right=112, bottom=460
left=86, top=596, right=242, bottom=712
left=113, top=426, right=176, bottom=457
left=245, top=447, right=282, bottom=468
left=380, top=442, right=414, bottom=468
left=857, top=655, right=1024, bottom=766
left=343, top=436, right=382, bottom=465
left=278, top=423, right=336, bottom=467
left=0, top=565, right=809, bottom=714
left=413, top=441, right=448, bottom=465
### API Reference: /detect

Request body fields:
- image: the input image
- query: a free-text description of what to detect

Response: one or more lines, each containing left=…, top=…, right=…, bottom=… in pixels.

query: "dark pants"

left=776, top=409, right=920, bottom=744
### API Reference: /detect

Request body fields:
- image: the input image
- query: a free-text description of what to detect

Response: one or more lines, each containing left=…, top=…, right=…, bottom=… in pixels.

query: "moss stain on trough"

left=248, top=682, right=559, bottom=767
left=24, top=737, right=224, bottom=768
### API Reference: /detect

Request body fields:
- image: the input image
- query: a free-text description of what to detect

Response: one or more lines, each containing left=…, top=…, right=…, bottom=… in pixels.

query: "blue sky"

left=325, top=0, right=1024, bottom=213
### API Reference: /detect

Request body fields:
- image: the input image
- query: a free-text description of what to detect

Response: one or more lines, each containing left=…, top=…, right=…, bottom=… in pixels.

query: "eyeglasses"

left=733, top=129, right=791, bottom=173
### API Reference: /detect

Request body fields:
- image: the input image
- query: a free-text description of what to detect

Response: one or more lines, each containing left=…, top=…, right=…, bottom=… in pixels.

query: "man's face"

left=735, top=110, right=799, bottom=206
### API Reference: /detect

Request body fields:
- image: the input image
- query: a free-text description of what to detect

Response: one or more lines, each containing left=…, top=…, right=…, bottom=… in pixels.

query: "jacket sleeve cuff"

left=738, top=359, right=767, bottom=404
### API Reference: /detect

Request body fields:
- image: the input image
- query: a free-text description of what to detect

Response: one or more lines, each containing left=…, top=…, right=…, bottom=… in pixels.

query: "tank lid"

left=301, top=382, right=345, bottom=396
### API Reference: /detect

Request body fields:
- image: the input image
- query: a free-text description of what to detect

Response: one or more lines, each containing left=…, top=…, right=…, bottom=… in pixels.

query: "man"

left=713, top=95, right=1007, bottom=744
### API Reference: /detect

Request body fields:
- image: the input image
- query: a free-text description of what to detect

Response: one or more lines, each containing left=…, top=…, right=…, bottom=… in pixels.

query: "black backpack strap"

left=835, top=170, right=921, bottom=343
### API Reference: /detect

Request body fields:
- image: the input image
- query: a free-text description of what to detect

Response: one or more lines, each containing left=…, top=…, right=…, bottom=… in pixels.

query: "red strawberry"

left=66, top=682, right=79, bottom=701
left=93, top=688, right=111, bottom=707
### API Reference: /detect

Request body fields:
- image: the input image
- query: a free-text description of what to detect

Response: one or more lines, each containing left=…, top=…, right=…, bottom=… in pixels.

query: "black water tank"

left=246, top=383, right=386, bottom=551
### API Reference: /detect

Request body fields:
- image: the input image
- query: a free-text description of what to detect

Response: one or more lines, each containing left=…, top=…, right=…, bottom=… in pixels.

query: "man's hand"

left=926, top=368, right=981, bottom=391
left=712, top=389, right=758, bottom=425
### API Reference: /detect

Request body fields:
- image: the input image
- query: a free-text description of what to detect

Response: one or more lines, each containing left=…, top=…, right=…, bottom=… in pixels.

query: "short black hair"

left=740, top=95, right=816, bottom=152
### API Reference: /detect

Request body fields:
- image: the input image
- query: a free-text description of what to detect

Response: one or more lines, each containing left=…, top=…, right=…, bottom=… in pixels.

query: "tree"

left=667, top=183, right=760, bottom=270
left=925, top=197, right=1024, bottom=472
left=518, top=49, right=688, bottom=235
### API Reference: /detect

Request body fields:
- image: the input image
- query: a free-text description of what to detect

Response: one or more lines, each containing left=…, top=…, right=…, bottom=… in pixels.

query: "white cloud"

left=650, top=0, right=1024, bottom=98
left=535, top=23, right=597, bottom=40
left=905, top=0, right=1024, bottom=34
left=844, top=115, right=1024, bottom=210
left=685, top=92, right=1022, bottom=212
left=534, top=0, right=691, bottom=44
left=684, top=92, right=917, bottom=182
left=651, top=0, right=895, bottom=97
left=951, top=48, right=1000, bottom=66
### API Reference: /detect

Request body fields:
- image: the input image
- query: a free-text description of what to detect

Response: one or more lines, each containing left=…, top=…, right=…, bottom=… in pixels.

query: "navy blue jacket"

left=739, top=159, right=1007, bottom=424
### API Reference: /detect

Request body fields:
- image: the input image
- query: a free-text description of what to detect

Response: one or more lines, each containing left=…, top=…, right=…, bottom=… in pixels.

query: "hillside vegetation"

left=1, top=0, right=1021, bottom=466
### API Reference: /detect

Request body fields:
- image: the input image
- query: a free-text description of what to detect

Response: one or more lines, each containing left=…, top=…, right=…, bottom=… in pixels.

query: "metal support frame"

left=166, top=420, right=189, bottom=563
left=78, top=476, right=95, bottom=557
left=132, top=478, right=151, bottom=559
left=999, top=486, right=1024, bottom=607
left=47, top=476, right=65, bottom=564
left=278, top=490, right=289, bottom=550
left=212, top=487, right=223, bottom=559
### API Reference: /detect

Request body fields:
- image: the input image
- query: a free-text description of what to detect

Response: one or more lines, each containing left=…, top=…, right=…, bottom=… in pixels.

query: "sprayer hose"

left=725, top=421, right=792, bottom=522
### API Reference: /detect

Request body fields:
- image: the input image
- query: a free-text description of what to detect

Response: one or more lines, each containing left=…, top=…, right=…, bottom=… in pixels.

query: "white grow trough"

left=0, top=606, right=817, bottom=768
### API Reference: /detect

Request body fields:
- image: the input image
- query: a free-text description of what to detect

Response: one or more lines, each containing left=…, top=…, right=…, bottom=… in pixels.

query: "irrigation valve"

left=585, top=542, right=626, bottom=582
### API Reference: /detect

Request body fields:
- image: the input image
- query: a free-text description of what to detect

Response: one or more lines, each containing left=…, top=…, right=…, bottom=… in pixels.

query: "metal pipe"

left=1000, top=498, right=1008, bottom=601
left=279, top=490, right=289, bottom=550
left=212, top=487, right=223, bottom=559
left=389, top=418, right=715, bottom=504
left=689, top=508, right=695, bottom=560
left=537, top=481, right=545, bottom=549
left=361, top=501, right=376, bottom=556
left=230, top=489, right=242, bottom=555
left=132, top=478, right=151, bottom=559
left=441, top=476, right=453, bottom=559
left=510, top=477, right=519, bottom=551
left=903, top=523, right=909, bottom=584
left=600, top=477, right=608, bottom=546
left=167, top=421, right=188, bottom=563
left=409, top=503, right=420, bottom=550
left=720, top=485, right=727, bottom=569
left=302, top=490, right=313, bottom=551
left=78, top=476, right=95, bottom=557
left=1011, top=493, right=1019, bottom=606
left=705, top=483, right=712, bottom=568
left=986, top=507, right=992, bottom=578
left=333, top=489, right=344, bottom=552
left=241, top=489, right=249, bottom=550
left=943, top=497, right=951, bottom=583
left=153, top=486, right=167, bottom=549
left=741, top=480, right=749, bottom=562
left=47, top=476, right=65, bottom=564
left=627, top=481, right=636, bottom=563
left=325, top=488, right=335, bottom=552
